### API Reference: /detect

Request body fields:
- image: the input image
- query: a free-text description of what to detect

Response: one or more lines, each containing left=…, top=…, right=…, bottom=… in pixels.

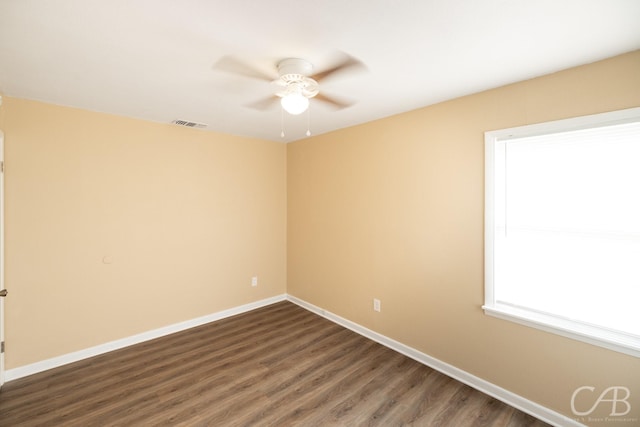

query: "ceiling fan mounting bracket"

left=277, top=58, right=313, bottom=78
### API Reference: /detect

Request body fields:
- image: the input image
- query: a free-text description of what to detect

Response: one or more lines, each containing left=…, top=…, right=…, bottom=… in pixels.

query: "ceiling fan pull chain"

left=281, top=106, right=285, bottom=138
left=306, top=106, right=311, bottom=137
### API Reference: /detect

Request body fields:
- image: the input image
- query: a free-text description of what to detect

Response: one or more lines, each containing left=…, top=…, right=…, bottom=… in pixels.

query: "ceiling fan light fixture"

left=281, top=92, right=309, bottom=115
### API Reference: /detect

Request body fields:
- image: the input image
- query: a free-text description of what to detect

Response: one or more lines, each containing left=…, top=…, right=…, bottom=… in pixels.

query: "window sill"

left=482, top=304, right=640, bottom=358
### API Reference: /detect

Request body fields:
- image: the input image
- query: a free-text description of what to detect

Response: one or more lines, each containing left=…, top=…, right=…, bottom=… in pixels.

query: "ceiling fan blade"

left=311, top=52, right=366, bottom=82
left=246, top=96, right=279, bottom=111
left=314, top=93, right=354, bottom=110
left=214, top=56, right=276, bottom=82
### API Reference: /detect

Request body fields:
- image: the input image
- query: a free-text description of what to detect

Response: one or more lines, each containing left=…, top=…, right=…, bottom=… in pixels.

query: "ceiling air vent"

left=171, top=119, right=207, bottom=129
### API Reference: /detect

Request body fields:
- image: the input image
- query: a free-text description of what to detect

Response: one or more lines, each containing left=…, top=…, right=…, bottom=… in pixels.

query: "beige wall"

left=287, top=50, right=640, bottom=424
left=0, top=98, right=287, bottom=368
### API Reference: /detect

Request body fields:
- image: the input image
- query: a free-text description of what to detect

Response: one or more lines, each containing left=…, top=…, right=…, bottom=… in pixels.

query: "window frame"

left=484, top=107, right=640, bottom=358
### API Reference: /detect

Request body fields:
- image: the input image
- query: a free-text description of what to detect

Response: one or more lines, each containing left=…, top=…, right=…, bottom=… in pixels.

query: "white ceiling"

left=1, top=0, right=639, bottom=142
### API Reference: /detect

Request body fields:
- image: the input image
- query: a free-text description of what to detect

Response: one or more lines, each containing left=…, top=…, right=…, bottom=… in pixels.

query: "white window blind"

left=484, top=108, right=640, bottom=357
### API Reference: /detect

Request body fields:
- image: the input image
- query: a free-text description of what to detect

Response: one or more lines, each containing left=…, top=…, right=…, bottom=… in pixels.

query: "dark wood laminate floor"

left=0, top=301, right=551, bottom=426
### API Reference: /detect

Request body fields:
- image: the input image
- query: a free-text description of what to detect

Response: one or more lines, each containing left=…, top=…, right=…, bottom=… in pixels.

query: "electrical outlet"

left=373, top=298, right=381, bottom=312
left=251, top=276, right=258, bottom=287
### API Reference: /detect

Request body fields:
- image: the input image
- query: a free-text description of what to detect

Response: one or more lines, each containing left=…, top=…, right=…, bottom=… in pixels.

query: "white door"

left=0, top=130, right=5, bottom=388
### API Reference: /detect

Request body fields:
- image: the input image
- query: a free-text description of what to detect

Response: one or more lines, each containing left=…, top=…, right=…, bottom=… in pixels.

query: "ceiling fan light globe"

left=281, top=93, right=309, bottom=115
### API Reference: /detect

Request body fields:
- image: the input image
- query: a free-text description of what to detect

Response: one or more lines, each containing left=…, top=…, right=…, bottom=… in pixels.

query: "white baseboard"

left=286, top=294, right=583, bottom=427
left=5, top=294, right=286, bottom=382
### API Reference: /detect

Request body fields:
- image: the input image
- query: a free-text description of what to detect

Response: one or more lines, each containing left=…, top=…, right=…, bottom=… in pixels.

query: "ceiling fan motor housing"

left=276, top=58, right=319, bottom=98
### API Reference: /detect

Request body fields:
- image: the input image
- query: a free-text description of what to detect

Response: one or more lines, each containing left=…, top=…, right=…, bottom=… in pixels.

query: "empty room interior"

left=0, top=1, right=639, bottom=426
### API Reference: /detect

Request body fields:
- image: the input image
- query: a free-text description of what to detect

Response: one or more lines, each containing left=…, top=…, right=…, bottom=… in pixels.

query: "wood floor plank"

left=0, top=301, right=551, bottom=426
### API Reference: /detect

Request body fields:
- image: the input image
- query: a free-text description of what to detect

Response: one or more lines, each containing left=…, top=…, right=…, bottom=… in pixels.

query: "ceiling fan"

left=214, top=52, right=365, bottom=115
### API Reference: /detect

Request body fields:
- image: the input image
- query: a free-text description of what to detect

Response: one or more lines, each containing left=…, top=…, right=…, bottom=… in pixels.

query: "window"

left=484, top=107, right=640, bottom=357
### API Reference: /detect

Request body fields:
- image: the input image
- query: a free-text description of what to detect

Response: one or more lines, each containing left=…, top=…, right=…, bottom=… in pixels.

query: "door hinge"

left=1, top=341, right=4, bottom=354
left=1, top=161, right=3, bottom=173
